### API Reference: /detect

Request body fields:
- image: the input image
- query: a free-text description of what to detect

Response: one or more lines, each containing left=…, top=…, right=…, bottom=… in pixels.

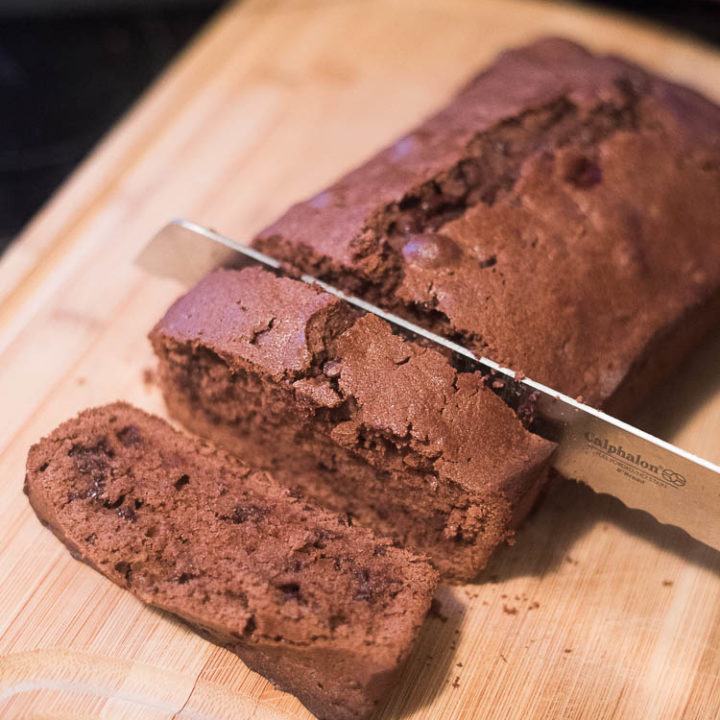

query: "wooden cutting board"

left=1, top=1, right=719, bottom=718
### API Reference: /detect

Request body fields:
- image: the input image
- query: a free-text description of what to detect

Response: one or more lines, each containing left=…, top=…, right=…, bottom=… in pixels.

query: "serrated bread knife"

left=137, top=219, right=720, bottom=551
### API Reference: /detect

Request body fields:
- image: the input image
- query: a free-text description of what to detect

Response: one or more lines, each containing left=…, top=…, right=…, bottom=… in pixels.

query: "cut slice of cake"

left=25, top=402, right=438, bottom=720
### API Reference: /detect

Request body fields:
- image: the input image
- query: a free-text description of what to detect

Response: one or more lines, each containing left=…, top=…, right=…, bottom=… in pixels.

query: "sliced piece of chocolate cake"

left=25, top=402, right=438, bottom=720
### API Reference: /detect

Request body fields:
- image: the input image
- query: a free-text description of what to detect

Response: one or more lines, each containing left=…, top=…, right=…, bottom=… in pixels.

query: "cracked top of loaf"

left=25, top=402, right=437, bottom=660
left=151, top=266, right=555, bottom=501
left=253, top=37, right=720, bottom=406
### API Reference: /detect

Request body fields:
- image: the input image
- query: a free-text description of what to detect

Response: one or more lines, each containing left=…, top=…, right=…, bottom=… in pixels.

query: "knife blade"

left=137, top=219, right=720, bottom=551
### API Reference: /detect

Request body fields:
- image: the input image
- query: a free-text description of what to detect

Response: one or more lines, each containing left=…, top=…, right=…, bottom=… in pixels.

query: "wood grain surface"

left=1, top=1, right=719, bottom=718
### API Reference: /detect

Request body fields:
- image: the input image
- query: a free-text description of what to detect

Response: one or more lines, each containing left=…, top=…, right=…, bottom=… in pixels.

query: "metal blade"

left=137, top=219, right=720, bottom=551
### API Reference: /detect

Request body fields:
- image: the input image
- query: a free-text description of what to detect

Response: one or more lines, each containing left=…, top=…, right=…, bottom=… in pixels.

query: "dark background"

left=0, top=0, right=718, bottom=252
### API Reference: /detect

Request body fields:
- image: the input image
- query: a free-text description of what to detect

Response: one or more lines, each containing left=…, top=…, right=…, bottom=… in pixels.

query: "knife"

left=137, top=219, right=720, bottom=551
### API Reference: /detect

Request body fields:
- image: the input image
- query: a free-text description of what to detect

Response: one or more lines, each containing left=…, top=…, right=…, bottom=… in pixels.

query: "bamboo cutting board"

left=1, top=1, right=719, bottom=718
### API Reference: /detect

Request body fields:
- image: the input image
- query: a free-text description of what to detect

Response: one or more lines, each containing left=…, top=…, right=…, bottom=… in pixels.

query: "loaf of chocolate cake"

left=253, top=38, right=720, bottom=414
left=151, top=267, right=555, bottom=581
left=25, top=403, right=438, bottom=720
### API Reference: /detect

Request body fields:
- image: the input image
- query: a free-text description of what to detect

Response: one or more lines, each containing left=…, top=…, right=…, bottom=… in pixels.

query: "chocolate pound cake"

left=253, top=37, right=720, bottom=415
left=151, top=267, right=555, bottom=582
left=25, top=403, right=438, bottom=720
